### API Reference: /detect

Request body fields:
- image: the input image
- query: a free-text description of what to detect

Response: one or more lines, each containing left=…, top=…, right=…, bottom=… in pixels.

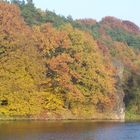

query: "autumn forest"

left=0, top=0, right=140, bottom=120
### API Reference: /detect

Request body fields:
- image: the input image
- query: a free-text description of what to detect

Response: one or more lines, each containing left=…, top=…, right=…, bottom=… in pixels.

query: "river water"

left=0, top=121, right=139, bottom=140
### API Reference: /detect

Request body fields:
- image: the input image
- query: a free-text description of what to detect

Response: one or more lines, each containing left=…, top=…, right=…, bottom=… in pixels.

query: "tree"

left=27, top=0, right=32, bottom=4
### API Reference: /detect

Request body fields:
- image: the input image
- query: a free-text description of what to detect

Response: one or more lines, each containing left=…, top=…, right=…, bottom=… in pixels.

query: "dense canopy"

left=0, top=0, right=140, bottom=119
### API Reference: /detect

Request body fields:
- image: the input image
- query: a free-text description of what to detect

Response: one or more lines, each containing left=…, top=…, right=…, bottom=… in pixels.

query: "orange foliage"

left=76, top=19, right=97, bottom=25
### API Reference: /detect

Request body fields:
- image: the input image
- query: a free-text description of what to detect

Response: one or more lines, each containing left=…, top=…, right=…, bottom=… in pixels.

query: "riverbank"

left=0, top=115, right=126, bottom=122
left=125, top=112, right=140, bottom=121
left=0, top=116, right=139, bottom=121
left=0, top=118, right=126, bottom=122
left=0, top=114, right=139, bottom=121
left=1, top=109, right=140, bottom=121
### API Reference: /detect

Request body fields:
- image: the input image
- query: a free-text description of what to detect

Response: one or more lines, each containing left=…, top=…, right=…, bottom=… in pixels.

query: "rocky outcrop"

left=112, top=59, right=125, bottom=120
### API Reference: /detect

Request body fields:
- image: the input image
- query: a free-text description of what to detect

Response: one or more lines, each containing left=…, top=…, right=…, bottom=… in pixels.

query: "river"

left=0, top=121, right=139, bottom=140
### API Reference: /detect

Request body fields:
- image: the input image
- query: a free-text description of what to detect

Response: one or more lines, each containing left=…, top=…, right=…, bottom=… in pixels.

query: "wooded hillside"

left=0, top=0, right=140, bottom=119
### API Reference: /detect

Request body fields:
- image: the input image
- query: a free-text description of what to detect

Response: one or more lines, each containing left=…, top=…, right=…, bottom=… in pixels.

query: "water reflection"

left=0, top=121, right=139, bottom=140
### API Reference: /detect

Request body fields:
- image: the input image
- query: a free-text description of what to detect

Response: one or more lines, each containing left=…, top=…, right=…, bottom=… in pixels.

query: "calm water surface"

left=0, top=120, right=140, bottom=140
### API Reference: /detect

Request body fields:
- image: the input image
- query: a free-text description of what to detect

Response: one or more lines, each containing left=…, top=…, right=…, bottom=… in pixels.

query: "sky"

left=33, top=0, right=140, bottom=26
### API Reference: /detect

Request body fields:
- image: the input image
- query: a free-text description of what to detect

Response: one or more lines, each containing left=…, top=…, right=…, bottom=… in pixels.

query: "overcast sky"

left=33, top=0, right=140, bottom=26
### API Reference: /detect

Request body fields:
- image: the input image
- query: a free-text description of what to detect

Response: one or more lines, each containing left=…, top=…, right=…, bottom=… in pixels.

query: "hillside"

left=76, top=17, right=140, bottom=119
left=0, top=0, right=140, bottom=120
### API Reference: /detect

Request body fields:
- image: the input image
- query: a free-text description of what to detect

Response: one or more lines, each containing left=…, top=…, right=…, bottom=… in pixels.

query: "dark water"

left=0, top=121, right=140, bottom=140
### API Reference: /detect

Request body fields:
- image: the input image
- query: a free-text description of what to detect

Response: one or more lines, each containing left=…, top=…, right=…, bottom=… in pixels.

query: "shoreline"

left=0, top=117, right=140, bottom=122
left=0, top=117, right=137, bottom=122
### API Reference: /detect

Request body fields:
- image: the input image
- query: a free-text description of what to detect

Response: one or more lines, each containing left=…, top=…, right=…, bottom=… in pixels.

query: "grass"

left=125, top=111, right=140, bottom=121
